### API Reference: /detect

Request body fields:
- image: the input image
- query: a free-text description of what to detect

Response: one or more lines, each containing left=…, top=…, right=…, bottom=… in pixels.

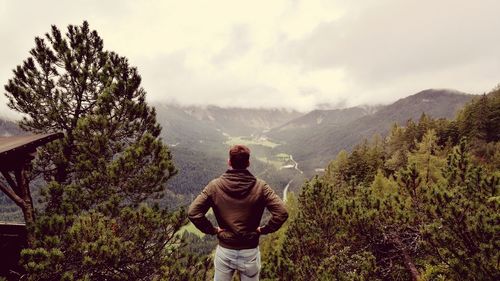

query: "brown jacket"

left=188, top=169, right=288, bottom=249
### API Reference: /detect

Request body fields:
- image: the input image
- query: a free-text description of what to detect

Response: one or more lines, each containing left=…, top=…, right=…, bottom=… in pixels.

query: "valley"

left=157, top=89, right=473, bottom=208
left=0, top=89, right=474, bottom=220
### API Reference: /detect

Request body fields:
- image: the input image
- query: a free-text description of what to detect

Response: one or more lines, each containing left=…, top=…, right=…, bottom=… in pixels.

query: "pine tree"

left=260, top=192, right=298, bottom=280
left=421, top=140, right=499, bottom=280
left=406, top=129, right=446, bottom=186
left=4, top=21, right=206, bottom=280
left=385, top=124, right=409, bottom=175
left=323, top=149, right=349, bottom=185
left=457, top=89, right=500, bottom=144
left=263, top=87, right=500, bottom=280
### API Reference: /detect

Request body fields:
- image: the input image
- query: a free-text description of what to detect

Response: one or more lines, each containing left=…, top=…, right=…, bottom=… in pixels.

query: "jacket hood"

left=218, top=169, right=257, bottom=198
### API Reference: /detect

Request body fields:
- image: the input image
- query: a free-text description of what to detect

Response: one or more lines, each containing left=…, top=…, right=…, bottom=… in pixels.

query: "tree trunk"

left=16, top=168, right=36, bottom=247
left=21, top=202, right=36, bottom=247
left=393, top=236, right=420, bottom=281
left=0, top=165, right=37, bottom=247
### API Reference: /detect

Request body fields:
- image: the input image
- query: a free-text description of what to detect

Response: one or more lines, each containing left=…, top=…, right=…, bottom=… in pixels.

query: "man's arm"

left=188, top=184, right=218, bottom=235
left=258, top=183, right=289, bottom=234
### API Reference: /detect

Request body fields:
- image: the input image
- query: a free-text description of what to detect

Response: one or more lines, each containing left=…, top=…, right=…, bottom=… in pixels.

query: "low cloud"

left=1, top=0, right=499, bottom=116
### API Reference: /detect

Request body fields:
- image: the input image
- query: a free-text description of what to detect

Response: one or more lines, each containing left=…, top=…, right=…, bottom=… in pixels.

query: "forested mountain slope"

left=153, top=104, right=302, bottom=207
left=270, top=89, right=474, bottom=174
left=0, top=89, right=476, bottom=217
left=260, top=87, right=500, bottom=281
left=155, top=104, right=301, bottom=143
left=269, top=106, right=377, bottom=140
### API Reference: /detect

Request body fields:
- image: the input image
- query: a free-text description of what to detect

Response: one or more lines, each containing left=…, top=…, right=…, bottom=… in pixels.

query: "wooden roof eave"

left=0, top=132, right=64, bottom=171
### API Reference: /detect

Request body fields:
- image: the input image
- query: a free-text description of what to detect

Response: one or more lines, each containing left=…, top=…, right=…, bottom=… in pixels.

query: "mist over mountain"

left=0, top=88, right=475, bottom=211
left=149, top=88, right=475, bottom=201
left=271, top=89, right=474, bottom=172
left=275, top=106, right=376, bottom=131
left=154, top=104, right=301, bottom=143
left=268, top=106, right=380, bottom=142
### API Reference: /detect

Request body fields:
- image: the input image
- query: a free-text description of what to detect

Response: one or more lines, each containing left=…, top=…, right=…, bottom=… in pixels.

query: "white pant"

left=214, top=245, right=261, bottom=281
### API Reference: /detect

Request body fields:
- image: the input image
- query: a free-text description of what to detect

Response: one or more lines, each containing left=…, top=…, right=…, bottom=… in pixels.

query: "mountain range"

left=152, top=89, right=473, bottom=175
left=0, top=88, right=475, bottom=213
left=269, top=89, right=473, bottom=171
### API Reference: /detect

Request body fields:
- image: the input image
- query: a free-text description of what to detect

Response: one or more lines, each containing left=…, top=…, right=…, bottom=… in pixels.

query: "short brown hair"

left=229, top=144, right=251, bottom=169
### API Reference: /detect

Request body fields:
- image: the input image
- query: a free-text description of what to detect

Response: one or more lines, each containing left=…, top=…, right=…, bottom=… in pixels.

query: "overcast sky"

left=1, top=0, right=499, bottom=115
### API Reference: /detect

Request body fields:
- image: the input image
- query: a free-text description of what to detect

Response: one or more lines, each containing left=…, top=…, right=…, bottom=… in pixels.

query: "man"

left=188, top=144, right=288, bottom=281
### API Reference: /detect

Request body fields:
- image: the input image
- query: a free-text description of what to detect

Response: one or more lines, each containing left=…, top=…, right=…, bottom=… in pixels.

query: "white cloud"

left=1, top=0, right=499, bottom=116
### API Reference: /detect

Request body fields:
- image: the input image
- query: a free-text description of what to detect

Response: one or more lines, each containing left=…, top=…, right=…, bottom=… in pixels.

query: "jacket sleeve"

left=260, top=182, right=289, bottom=234
left=188, top=183, right=217, bottom=235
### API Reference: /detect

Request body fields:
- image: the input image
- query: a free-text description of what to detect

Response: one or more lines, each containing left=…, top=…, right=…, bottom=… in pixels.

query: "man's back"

left=188, top=144, right=288, bottom=281
left=188, top=169, right=288, bottom=249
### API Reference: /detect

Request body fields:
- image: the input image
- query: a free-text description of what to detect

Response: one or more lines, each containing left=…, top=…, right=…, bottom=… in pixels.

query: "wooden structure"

left=0, top=133, right=63, bottom=245
left=0, top=133, right=62, bottom=279
left=0, top=221, right=26, bottom=279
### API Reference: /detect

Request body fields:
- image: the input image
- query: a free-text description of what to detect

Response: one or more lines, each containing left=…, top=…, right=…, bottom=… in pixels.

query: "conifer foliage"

left=262, top=88, right=500, bottom=280
left=4, top=22, right=208, bottom=280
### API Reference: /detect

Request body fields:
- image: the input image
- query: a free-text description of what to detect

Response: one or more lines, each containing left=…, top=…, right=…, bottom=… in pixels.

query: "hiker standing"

left=188, top=144, right=288, bottom=281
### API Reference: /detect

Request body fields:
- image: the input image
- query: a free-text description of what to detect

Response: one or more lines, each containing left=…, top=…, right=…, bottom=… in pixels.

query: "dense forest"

left=258, top=87, right=500, bottom=280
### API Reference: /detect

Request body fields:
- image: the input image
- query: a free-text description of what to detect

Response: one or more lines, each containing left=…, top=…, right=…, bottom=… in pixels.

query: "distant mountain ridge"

left=154, top=104, right=301, bottom=146
left=275, top=107, right=374, bottom=130
left=271, top=89, right=474, bottom=172
left=268, top=106, right=382, bottom=142
left=0, top=89, right=476, bottom=198
left=181, top=105, right=301, bottom=134
left=1, top=89, right=470, bottom=139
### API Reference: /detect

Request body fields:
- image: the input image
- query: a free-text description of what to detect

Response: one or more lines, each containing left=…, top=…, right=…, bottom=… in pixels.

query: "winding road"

left=283, top=154, right=303, bottom=202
